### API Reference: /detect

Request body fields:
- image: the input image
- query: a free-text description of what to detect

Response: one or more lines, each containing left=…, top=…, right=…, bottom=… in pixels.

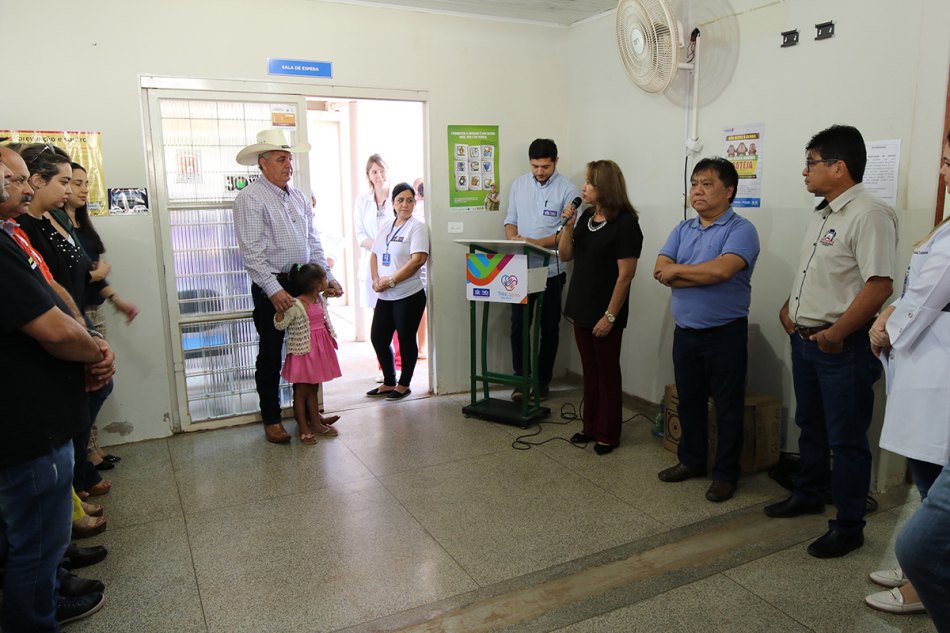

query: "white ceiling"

left=320, top=0, right=619, bottom=26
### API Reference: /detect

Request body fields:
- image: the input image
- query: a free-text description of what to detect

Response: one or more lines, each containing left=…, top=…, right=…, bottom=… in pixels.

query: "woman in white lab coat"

left=354, top=154, right=393, bottom=310
left=865, top=131, right=950, bottom=618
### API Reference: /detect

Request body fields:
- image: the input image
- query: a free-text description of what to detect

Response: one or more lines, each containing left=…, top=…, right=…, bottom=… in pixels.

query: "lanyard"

left=385, top=220, right=407, bottom=253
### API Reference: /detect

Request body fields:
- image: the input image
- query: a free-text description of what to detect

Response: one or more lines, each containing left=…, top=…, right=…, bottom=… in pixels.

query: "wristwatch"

left=388, top=277, right=396, bottom=288
left=604, top=310, right=616, bottom=323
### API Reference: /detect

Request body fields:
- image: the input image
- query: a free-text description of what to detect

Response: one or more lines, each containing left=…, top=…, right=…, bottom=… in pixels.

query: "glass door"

left=145, top=90, right=310, bottom=429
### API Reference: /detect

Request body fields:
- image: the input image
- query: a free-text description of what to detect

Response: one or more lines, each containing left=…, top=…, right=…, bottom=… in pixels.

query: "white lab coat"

left=354, top=189, right=393, bottom=309
left=880, top=221, right=950, bottom=466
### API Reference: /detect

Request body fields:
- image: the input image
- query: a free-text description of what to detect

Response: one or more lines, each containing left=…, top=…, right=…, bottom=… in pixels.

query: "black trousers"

left=371, top=290, right=427, bottom=387
left=251, top=283, right=287, bottom=425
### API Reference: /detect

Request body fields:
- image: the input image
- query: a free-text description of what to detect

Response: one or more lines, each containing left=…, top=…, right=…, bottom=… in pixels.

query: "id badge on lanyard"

left=383, top=220, right=406, bottom=269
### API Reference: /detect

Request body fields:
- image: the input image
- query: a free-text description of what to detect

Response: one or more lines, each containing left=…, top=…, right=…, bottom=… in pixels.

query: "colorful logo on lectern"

left=500, top=274, right=518, bottom=291
left=466, top=252, right=515, bottom=285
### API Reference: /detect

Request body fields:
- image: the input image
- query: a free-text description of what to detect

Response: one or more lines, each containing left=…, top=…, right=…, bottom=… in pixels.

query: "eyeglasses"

left=804, top=158, right=840, bottom=172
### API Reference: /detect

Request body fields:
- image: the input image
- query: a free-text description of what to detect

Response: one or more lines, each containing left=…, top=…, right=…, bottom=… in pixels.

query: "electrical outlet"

left=448, top=222, right=463, bottom=233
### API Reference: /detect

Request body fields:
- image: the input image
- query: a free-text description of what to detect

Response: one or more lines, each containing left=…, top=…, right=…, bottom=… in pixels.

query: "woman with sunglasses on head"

left=17, top=143, right=112, bottom=499
left=62, top=162, right=139, bottom=469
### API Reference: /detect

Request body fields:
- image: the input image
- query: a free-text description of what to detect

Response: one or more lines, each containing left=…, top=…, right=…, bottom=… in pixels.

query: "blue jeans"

left=897, top=459, right=950, bottom=632
left=0, top=442, right=74, bottom=632
left=908, top=458, right=944, bottom=500
left=511, top=273, right=565, bottom=385
left=789, top=331, right=880, bottom=534
left=74, top=379, right=112, bottom=491
left=672, top=318, right=748, bottom=483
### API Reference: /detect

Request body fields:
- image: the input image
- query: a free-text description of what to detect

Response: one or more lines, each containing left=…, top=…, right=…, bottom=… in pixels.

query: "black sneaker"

left=58, top=569, right=106, bottom=596
left=57, top=591, right=105, bottom=625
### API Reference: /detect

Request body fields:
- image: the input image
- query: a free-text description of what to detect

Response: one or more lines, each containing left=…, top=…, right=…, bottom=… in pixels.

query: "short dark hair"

left=390, top=182, right=415, bottom=216
left=692, top=157, right=739, bottom=203
left=528, top=139, right=558, bottom=161
left=288, top=263, right=327, bottom=295
left=806, top=124, right=867, bottom=182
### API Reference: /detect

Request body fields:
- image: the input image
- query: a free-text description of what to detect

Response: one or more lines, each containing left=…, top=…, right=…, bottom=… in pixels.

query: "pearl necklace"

left=588, top=214, right=607, bottom=232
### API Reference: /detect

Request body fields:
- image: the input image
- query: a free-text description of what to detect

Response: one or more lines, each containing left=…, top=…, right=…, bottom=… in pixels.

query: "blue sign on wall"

left=267, top=58, right=333, bottom=78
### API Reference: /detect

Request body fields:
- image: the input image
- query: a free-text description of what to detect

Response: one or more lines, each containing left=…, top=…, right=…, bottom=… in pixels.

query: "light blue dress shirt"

left=504, top=171, right=579, bottom=277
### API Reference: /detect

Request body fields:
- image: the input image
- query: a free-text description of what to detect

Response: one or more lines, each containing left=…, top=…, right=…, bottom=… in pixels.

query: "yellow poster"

left=0, top=130, right=107, bottom=216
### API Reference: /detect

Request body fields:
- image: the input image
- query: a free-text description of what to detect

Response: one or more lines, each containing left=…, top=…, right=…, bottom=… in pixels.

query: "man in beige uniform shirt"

left=766, top=124, right=897, bottom=559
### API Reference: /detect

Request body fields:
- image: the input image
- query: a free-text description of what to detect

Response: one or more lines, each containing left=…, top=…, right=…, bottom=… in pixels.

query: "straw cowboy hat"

left=235, top=129, right=311, bottom=166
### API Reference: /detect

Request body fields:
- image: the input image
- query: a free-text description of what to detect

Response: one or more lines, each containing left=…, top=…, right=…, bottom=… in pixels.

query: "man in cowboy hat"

left=234, top=129, right=342, bottom=444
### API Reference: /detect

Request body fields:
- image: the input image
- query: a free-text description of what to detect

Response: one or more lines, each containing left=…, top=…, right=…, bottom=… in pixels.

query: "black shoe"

left=386, top=388, right=411, bottom=400
left=58, top=570, right=105, bottom=596
left=57, top=591, right=105, bottom=625
left=658, top=463, right=707, bottom=483
left=807, top=528, right=864, bottom=558
left=94, top=460, right=115, bottom=471
left=63, top=544, right=108, bottom=570
left=570, top=432, right=592, bottom=444
left=706, top=480, right=737, bottom=503
left=102, top=454, right=121, bottom=463
left=764, top=496, right=825, bottom=518
left=593, top=443, right=614, bottom=456
left=535, top=384, right=550, bottom=401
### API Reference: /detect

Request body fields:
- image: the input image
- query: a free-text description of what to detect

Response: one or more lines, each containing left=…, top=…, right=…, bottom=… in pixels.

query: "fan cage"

left=616, top=0, right=680, bottom=94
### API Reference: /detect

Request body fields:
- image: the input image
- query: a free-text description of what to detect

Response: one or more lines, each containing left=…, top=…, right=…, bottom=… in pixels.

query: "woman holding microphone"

left=557, top=160, right=643, bottom=455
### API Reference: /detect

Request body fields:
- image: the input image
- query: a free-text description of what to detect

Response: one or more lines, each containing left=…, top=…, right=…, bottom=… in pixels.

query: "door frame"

left=139, top=75, right=431, bottom=433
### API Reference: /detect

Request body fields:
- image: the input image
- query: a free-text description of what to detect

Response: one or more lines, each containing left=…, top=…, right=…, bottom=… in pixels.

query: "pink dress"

left=281, top=301, right=342, bottom=384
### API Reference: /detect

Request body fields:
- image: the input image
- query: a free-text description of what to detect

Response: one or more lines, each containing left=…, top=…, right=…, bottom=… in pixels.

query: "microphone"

left=557, top=197, right=583, bottom=231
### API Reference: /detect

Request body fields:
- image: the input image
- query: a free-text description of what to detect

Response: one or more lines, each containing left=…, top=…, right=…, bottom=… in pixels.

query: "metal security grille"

left=157, top=98, right=303, bottom=423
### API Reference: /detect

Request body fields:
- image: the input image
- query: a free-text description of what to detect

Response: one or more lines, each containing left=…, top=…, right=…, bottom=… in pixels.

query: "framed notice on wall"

left=448, top=125, right=499, bottom=210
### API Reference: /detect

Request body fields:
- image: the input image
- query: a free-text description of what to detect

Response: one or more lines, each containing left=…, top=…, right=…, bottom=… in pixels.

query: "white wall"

left=566, top=0, right=950, bottom=487
left=0, top=0, right=571, bottom=443
left=2, top=0, right=947, bottom=479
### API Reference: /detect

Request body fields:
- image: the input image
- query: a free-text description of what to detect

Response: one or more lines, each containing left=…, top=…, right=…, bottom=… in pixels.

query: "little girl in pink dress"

left=274, top=264, right=342, bottom=443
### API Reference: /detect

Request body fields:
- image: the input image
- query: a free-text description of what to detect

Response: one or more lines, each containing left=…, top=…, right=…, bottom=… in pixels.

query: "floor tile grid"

left=167, top=436, right=216, bottom=633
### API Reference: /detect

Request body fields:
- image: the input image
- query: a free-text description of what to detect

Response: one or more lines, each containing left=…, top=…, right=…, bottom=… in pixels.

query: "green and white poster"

left=447, top=125, right=500, bottom=210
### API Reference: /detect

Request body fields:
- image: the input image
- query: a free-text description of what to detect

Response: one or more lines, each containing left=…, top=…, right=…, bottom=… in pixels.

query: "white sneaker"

left=869, top=567, right=907, bottom=588
left=864, top=587, right=925, bottom=614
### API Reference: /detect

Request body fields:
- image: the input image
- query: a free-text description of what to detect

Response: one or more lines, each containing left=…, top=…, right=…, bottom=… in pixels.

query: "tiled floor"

left=69, top=385, right=935, bottom=632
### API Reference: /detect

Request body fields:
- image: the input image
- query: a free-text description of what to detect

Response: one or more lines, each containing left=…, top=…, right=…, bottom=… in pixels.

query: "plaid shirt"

left=233, top=176, right=334, bottom=297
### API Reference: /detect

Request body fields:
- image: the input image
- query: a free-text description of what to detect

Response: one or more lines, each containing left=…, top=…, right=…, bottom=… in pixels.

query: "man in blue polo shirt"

left=654, top=157, right=760, bottom=503
left=503, top=139, right=579, bottom=401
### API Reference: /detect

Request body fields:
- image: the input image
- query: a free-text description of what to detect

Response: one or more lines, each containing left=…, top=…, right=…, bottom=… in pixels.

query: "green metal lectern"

left=455, top=239, right=553, bottom=427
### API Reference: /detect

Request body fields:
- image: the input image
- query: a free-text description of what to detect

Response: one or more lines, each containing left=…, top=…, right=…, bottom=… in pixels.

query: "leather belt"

left=794, top=323, right=831, bottom=339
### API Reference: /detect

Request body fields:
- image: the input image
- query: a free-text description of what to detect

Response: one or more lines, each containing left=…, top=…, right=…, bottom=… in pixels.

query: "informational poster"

left=270, top=105, right=296, bottom=128
left=722, top=123, right=764, bottom=208
left=864, top=139, right=900, bottom=208
left=448, top=125, right=499, bottom=210
left=0, top=129, right=107, bottom=215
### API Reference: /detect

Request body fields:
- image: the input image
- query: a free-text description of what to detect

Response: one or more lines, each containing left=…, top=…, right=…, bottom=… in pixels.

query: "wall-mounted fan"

left=616, top=0, right=702, bottom=151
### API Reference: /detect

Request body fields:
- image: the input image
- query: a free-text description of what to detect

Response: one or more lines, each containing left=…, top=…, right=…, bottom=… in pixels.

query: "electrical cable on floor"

left=511, top=399, right=654, bottom=451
